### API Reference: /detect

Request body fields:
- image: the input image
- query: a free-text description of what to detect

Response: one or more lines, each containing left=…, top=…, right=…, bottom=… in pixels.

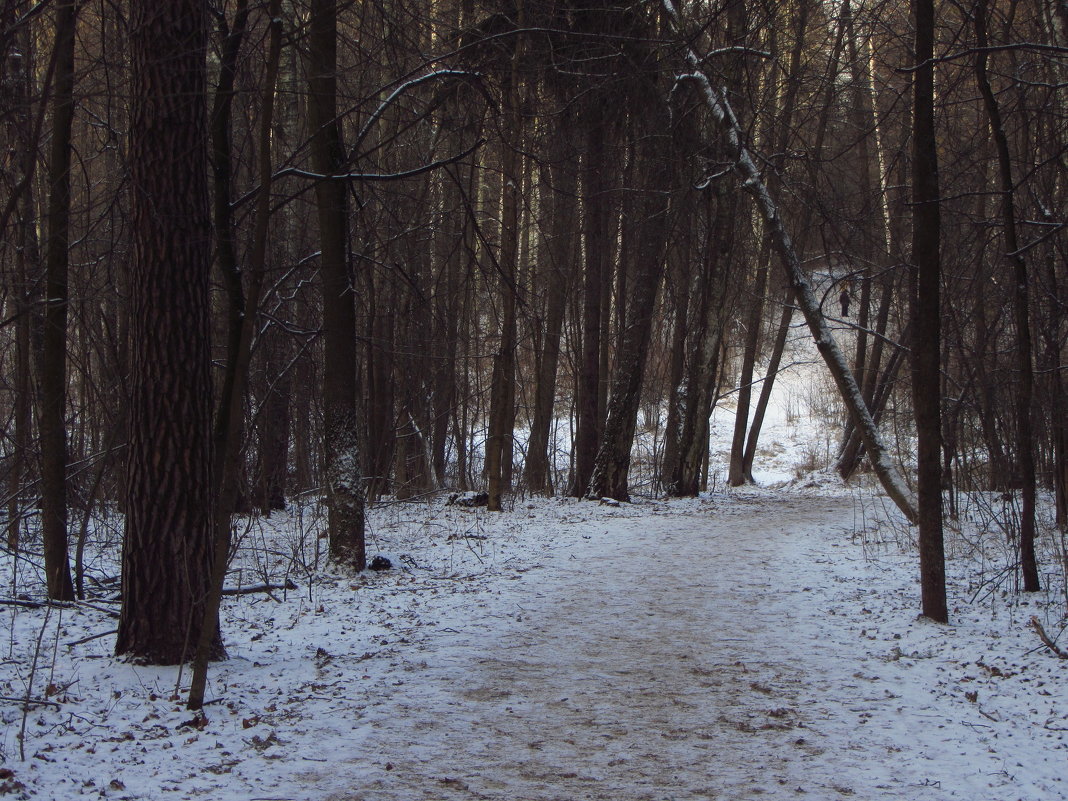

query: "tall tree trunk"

left=722, top=0, right=758, bottom=488
left=659, top=208, right=695, bottom=493
left=38, top=0, right=77, bottom=601
left=671, top=190, right=735, bottom=497
left=586, top=117, right=673, bottom=502
left=4, top=14, right=38, bottom=552
left=526, top=110, right=578, bottom=495
left=117, top=0, right=217, bottom=663
left=308, top=0, right=365, bottom=567
left=188, top=0, right=283, bottom=710
left=485, top=34, right=524, bottom=511
left=572, top=107, right=612, bottom=497
left=910, top=0, right=948, bottom=621
left=973, top=0, right=1039, bottom=591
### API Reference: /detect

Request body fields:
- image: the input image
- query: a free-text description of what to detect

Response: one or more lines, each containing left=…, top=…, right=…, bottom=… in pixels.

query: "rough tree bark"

left=117, top=0, right=218, bottom=663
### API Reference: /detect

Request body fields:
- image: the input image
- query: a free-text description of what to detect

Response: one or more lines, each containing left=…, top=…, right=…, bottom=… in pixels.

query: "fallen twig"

left=0, top=598, right=119, bottom=618
left=0, top=695, right=61, bottom=709
left=222, top=579, right=297, bottom=596
left=65, top=629, right=117, bottom=647
left=1030, top=616, right=1068, bottom=659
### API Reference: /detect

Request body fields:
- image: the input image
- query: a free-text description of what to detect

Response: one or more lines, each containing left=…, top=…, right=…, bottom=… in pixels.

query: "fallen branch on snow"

left=0, top=695, right=61, bottom=710
left=1030, top=616, right=1068, bottom=659
left=222, top=579, right=297, bottom=596
left=65, top=628, right=117, bottom=647
left=0, top=598, right=119, bottom=618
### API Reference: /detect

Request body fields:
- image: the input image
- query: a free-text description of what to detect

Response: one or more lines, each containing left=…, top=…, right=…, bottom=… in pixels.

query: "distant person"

left=839, top=289, right=850, bottom=317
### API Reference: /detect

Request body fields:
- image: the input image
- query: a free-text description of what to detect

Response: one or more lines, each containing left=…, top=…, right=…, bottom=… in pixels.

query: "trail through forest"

left=4, top=488, right=1065, bottom=800
left=295, top=493, right=1061, bottom=801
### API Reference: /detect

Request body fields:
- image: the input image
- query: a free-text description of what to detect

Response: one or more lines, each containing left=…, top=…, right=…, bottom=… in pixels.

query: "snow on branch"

left=662, top=0, right=919, bottom=524
left=350, top=69, right=484, bottom=157
left=272, top=140, right=483, bottom=185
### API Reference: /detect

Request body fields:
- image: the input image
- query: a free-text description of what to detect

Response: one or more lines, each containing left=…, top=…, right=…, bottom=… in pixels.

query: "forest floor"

left=2, top=480, right=1067, bottom=800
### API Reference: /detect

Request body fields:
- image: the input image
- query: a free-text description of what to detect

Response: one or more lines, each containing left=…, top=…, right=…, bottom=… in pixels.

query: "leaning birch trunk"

left=662, top=0, right=918, bottom=524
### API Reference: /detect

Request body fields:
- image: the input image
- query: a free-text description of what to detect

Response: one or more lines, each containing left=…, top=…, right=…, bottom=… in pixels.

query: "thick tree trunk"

left=117, top=0, right=217, bottom=663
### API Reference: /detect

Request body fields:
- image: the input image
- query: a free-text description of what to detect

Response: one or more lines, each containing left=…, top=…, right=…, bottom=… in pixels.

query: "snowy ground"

left=3, top=330, right=1066, bottom=800
left=2, top=482, right=1066, bottom=801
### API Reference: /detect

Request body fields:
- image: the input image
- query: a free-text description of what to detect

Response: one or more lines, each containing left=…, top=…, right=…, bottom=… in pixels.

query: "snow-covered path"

left=288, top=494, right=1060, bottom=801
left=340, top=496, right=851, bottom=801
left=7, top=490, right=1065, bottom=800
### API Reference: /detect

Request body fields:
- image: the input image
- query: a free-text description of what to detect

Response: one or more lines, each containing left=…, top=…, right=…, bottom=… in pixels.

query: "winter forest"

left=2, top=0, right=1068, bottom=798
